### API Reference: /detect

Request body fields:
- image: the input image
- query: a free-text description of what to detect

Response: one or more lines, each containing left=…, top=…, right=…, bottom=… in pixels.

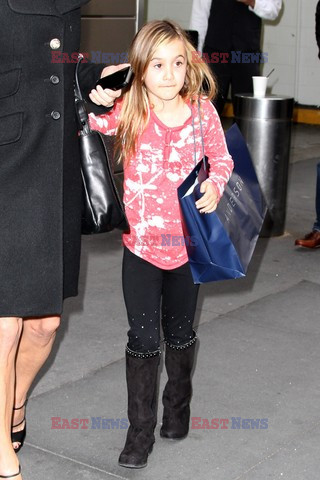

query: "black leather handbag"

left=74, top=56, right=129, bottom=234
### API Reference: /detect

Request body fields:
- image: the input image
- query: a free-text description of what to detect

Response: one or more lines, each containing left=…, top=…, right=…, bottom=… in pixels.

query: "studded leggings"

left=122, top=247, right=199, bottom=354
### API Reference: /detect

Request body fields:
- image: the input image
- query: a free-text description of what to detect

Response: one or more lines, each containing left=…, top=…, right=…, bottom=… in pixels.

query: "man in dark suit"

left=0, top=2, right=122, bottom=478
left=317, top=0, right=320, bottom=59
left=190, top=0, right=282, bottom=114
left=295, top=1, right=320, bottom=249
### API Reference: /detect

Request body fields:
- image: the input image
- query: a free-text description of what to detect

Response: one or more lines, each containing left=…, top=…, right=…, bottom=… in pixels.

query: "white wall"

left=146, top=0, right=320, bottom=106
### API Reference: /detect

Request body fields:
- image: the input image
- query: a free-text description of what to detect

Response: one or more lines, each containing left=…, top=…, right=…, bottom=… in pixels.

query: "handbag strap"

left=74, top=54, right=91, bottom=135
left=191, top=98, right=207, bottom=170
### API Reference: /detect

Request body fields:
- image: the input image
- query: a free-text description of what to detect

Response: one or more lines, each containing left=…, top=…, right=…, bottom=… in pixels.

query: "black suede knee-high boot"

left=118, top=348, right=160, bottom=468
left=160, top=335, right=197, bottom=440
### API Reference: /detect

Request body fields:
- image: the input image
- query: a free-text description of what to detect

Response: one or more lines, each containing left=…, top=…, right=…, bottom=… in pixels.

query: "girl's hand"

left=89, top=64, right=130, bottom=107
left=195, top=181, right=219, bottom=214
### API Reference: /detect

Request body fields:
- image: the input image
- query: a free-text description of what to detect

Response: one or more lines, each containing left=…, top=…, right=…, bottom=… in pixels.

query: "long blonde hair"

left=115, top=19, right=217, bottom=166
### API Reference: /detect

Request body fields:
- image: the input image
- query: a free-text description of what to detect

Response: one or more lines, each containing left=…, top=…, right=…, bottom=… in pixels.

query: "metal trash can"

left=234, top=94, right=294, bottom=237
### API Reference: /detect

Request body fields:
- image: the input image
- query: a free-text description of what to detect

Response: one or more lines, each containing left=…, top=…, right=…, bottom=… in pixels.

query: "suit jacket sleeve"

left=189, top=0, right=212, bottom=53
left=250, top=0, right=282, bottom=20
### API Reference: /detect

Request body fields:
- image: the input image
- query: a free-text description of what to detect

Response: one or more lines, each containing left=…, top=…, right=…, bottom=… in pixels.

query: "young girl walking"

left=89, top=19, right=233, bottom=469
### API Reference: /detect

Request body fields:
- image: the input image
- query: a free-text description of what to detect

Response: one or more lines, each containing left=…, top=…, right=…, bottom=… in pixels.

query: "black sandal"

left=11, top=400, right=27, bottom=452
left=0, top=465, right=21, bottom=478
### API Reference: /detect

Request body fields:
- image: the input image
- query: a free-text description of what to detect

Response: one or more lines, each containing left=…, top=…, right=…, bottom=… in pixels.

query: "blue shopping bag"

left=177, top=123, right=267, bottom=284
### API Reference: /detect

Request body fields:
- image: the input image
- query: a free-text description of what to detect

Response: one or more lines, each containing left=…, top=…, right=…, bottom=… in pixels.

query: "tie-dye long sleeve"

left=88, top=98, right=233, bottom=269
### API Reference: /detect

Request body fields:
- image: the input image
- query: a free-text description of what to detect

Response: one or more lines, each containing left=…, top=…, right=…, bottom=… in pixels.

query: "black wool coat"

left=0, top=0, right=104, bottom=316
left=204, top=0, right=261, bottom=52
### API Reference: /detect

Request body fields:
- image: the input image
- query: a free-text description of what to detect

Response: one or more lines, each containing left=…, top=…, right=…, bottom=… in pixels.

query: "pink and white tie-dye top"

left=89, top=98, right=233, bottom=269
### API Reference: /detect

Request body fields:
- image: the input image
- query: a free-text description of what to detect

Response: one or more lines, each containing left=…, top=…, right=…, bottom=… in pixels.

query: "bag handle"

left=191, top=97, right=207, bottom=170
left=74, top=54, right=91, bottom=135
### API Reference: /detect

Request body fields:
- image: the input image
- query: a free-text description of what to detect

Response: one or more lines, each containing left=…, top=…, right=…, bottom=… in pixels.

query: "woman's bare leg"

left=0, top=317, right=23, bottom=479
left=12, top=316, right=61, bottom=450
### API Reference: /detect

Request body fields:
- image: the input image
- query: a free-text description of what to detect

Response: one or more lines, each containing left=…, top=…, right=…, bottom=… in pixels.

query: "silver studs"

left=126, top=346, right=161, bottom=358
left=164, top=332, right=197, bottom=350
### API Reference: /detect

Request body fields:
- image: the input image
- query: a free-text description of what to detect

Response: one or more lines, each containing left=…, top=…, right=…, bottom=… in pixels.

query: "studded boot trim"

left=126, top=346, right=161, bottom=359
left=164, top=330, right=197, bottom=350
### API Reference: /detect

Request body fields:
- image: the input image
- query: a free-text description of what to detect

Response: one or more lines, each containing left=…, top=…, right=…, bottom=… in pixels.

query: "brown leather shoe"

left=295, top=231, right=320, bottom=248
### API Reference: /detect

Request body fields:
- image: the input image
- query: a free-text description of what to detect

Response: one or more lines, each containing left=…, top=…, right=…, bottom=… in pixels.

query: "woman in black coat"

left=0, top=1, right=121, bottom=478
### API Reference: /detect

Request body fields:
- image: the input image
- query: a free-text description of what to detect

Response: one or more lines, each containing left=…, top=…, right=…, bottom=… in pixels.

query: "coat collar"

left=7, top=0, right=89, bottom=15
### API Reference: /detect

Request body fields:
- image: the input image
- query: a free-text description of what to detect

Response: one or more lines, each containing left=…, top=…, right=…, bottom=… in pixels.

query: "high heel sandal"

left=11, top=400, right=27, bottom=453
left=0, top=465, right=21, bottom=478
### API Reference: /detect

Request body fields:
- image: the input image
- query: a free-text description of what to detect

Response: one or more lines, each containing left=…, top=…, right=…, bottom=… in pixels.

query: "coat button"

left=51, top=111, right=61, bottom=120
left=50, top=38, right=61, bottom=50
left=50, top=75, right=60, bottom=84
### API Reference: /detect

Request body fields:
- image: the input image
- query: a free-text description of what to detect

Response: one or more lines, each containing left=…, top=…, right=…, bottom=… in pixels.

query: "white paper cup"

left=252, top=76, right=268, bottom=98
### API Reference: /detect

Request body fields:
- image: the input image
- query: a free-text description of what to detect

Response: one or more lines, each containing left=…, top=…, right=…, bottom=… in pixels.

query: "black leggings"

left=122, top=247, right=199, bottom=354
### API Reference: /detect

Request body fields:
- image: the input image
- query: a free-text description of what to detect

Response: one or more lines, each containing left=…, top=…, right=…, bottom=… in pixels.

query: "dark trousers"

left=122, top=247, right=199, bottom=353
left=313, top=162, right=320, bottom=231
left=203, top=45, right=261, bottom=115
